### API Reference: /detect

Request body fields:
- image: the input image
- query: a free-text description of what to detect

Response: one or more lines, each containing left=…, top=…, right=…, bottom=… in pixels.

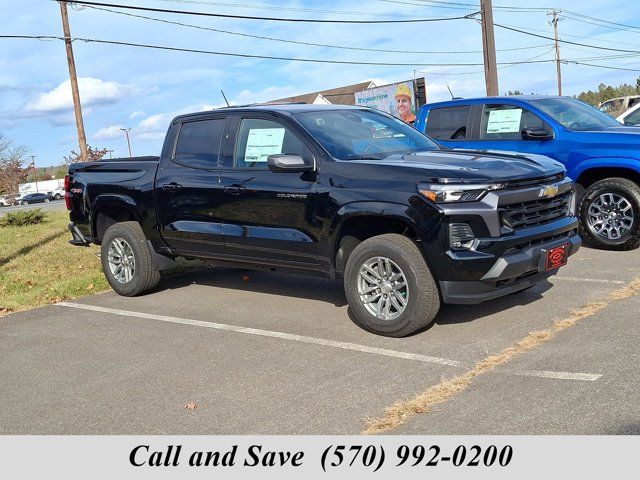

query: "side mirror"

left=267, top=154, right=314, bottom=173
left=521, top=127, right=553, bottom=140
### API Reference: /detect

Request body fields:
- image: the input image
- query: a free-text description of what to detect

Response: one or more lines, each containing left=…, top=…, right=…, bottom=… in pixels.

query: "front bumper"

left=440, top=230, right=581, bottom=304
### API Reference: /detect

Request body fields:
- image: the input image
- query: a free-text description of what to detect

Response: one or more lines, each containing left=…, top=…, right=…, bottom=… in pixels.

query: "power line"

left=493, top=22, right=640, bottom=53
left=59, top=0, right=479, bottom=23
left=571, top=62, right=640, bottom=72
left=0, top=34, right=559, bottom=66
left=85, top=4, right=552, bottom=55
left=3, top=35, right=637, bottom=74
left=154, top=0, right=416, bottom=18
left=559, top=10, right=640, bottom=33
left=495, top=21, right=640, bottom=48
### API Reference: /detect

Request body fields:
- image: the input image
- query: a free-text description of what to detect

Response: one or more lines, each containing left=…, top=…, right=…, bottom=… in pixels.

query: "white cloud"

left=94, top=125, right=124, bottom=140
left=26, top=77, right=136, bottom=114
left=135, top=103, right=220, bottom=140
left=129, top=110, right=146, bottom=120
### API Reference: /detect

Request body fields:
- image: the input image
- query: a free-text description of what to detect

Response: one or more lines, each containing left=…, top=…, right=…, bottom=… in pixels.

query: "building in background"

left=268, top=78, right=427, bottom=125
left=268, top=81, right=377, bottom=106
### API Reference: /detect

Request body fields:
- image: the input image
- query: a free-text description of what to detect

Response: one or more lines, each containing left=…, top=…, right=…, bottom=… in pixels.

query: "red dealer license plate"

left=546, top=244, right=568, bottom=271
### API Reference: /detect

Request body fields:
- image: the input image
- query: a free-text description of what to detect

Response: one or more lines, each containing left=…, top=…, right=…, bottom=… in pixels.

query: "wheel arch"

left=330, top=202, right=422, bottom=275
left=572, top=159, right=640, bottom=188
left=91, top=194, right=142, bottom=244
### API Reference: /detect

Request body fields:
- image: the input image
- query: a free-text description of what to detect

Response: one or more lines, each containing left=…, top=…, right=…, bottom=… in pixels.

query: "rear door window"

left=174, top=118, right=225, bottom=168
left=425, top=105, right=471, bottom=141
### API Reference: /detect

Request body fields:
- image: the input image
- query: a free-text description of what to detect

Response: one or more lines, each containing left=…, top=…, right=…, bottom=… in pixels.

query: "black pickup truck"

left=67, top=104, right=580, bottom=337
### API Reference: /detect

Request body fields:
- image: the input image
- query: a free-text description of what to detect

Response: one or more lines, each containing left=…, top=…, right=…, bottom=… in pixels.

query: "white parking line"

left=510, top=370, right=602, bottom=382
left=56, top=302, right=463, bottom=367
left=56, top=302, right=603, bottom=382
left=554, top=276, right=625, bottom=285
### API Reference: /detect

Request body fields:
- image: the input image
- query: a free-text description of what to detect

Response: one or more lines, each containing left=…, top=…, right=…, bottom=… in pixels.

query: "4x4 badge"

left=538, top=185, right=559, bottom=198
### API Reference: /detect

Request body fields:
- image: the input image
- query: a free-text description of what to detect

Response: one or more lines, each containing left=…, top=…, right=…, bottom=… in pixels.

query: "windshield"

left=530, top=97, right=621, bottom=131
left=293, top=109, right=439, bottom=160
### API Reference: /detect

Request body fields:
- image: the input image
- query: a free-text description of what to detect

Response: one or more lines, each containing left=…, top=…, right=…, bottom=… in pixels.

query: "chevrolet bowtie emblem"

left=538, top=185, right=559, bottom=198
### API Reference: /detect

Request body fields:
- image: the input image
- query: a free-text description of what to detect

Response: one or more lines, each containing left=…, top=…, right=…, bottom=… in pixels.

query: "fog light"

left=450, top=223, right=476, bottom=250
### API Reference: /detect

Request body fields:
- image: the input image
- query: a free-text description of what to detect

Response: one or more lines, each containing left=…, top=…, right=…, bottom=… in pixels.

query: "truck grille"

left=501, top=191, right=572, bottom=230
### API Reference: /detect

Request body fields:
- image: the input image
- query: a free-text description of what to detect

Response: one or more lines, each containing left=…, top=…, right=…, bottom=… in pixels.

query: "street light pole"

left=120, top=128, right=133, bottom=157
left=31, top=155, right=39, bottom=193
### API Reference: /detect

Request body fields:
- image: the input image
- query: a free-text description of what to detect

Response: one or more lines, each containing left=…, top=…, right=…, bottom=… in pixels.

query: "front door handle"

left=223, top=185, right=247, bottom=195
left=162, top=183, right=182, bottom=192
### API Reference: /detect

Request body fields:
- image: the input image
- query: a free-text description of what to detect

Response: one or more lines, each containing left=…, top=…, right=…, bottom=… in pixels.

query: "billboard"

left=354, top=79, right=426, bottom=124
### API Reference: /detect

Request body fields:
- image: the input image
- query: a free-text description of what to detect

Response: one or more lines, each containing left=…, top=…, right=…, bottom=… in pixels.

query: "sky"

left=0, top=0, right=639, bottom=166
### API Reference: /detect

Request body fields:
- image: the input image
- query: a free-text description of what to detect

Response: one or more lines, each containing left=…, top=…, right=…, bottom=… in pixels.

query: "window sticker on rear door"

left=245, top=128, right=285, bottom=162
left=485, top=108, right=523, bottom=134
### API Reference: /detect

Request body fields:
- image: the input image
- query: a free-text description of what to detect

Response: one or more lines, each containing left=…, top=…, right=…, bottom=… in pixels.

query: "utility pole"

left=120, top=128, right=133, bottom=157
left=59, top=1, right=88, bottom=162
left=480, top=0, right=499, bottom=96
left=550, top=10, right=563, bottom=96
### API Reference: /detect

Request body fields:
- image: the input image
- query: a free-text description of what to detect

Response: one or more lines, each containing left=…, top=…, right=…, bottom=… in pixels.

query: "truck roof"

left=423, top=95, right=563, bottom=108
left=173, top=103, right=365, bottom=122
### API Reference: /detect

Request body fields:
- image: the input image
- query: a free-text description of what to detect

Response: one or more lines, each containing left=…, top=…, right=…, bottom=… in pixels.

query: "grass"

left=0, top=211, right=200, bottom=316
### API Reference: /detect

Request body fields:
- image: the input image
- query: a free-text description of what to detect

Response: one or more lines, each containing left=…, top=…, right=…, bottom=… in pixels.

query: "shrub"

left=0, top=209, right=47, bottom=227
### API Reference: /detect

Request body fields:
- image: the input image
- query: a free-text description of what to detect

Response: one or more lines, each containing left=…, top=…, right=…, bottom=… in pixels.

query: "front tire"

left=344, top=234, right=440, bottom=337
left=579, top=178, right=640, bottom=250
left=101, top=221, right=161, bottom=296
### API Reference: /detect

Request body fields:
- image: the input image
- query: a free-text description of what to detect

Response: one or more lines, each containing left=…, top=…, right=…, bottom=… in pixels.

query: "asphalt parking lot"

left=1, top=243, right=639, bottom=434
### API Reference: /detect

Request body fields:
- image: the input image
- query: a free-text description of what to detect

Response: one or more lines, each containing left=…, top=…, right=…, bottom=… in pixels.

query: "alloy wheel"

left=357, top=256, right=409, bottom=321
left=107, top=237, right=136, bottom=284
left=587, top=192, right=634, bottom=240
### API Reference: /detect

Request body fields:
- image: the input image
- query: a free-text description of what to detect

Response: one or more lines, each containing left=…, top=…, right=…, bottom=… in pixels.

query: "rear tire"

left=579, top=178, right=640, bottom=251
left=101, top=221, right=161, bottom=296
left=344, top=234, right=440, bottom=337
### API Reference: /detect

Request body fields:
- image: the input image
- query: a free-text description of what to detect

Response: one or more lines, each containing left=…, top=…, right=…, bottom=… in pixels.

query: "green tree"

left=576, top=77, right=640, bottom=107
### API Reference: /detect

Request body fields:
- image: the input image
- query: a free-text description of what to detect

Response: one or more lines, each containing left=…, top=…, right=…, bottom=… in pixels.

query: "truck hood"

left=349, top=149, right=565, bottom=183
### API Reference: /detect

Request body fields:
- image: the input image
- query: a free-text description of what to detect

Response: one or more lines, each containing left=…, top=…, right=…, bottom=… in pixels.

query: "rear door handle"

left=223, top=185, right=246, bottom=195
left=162, top=183, right=182, bottom=192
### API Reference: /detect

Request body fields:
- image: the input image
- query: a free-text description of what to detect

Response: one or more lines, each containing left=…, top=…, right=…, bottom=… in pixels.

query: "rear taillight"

left=64, top=174, right=72, bottom=210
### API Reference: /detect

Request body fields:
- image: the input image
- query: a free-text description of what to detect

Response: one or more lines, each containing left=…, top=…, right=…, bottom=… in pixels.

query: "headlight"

left=417, top=182, right=505, bottom=203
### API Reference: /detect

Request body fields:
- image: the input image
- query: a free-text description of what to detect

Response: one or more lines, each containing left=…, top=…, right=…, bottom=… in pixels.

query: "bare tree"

left=64, top=145, right=109, bottom=165
left=0, top=133, right=29, bottom=195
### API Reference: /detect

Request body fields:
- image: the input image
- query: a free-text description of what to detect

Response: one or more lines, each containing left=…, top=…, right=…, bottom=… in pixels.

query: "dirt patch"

left=363, top=280, right=640, bottom=434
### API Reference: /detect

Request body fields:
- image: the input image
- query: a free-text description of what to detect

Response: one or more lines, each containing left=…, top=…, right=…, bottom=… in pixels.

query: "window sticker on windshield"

left=245, top=128, right=285, bottom=162
left=485, top=109, right=523, bottom=134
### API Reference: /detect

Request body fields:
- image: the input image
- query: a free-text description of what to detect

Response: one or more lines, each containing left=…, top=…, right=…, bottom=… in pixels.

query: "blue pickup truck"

left=415, top=96, right=640, bottom=250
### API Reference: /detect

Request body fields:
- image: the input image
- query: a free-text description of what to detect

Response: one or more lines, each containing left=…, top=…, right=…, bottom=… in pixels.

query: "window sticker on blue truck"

left=245, top=128, right=285, bottom=162
left=486, top=109, right=523, bottom=134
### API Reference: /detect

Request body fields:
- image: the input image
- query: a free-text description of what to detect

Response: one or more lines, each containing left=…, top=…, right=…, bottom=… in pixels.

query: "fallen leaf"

left=185, top=402, right=197, bottom=411
left=86, top=283, right=94, bottom=291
